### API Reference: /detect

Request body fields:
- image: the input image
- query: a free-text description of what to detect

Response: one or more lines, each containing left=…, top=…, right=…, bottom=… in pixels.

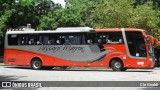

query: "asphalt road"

left=0, top=64, right=160, bottom=90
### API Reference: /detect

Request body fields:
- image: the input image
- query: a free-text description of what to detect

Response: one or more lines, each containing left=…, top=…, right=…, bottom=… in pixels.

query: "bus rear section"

left=4, top=27, right=155, bottom=71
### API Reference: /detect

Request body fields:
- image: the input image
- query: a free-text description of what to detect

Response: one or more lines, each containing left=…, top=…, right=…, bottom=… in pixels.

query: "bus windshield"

left=125, top=31, right=146, bottom=57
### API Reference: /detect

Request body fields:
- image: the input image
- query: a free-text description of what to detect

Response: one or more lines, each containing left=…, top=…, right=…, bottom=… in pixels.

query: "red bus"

left=4, top=27, right=155, bottom=71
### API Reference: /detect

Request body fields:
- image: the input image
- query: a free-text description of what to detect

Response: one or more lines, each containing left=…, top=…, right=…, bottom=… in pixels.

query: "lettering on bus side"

left=38, top=45, right=60, bottom=53
left=38, top=45, right=85, bottom=53
left=62, top=45, right=85, bottom=53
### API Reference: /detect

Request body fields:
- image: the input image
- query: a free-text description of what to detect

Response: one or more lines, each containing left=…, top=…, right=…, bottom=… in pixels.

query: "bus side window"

left=103, top=35, right=111, bottom=44
left=98, top=35, right=102, bottom=44
left=19, top=35, right=28, bottom=45
left=42, top=34, right=62, bottom=45
left=111, top=37, right=123, bottom=44
left=97, top=33, right=110, bottom=44
left=56, top=39, right=61, bottom=45
left=28, top=39, right=34, bottom=45
left=38, top=36, right=43, bottom=45
left=18, top=34, right=42, bottom=45
left=8, top=34, right=19, bottom=45
left=81, top=34, right=86, bottom=44
left=21, top=37, right=25, bottom=45
left=97, top=32, right=123, bottom=44
left=61, top=33, right=82, bottom=45
left=48, top=34, right=56, bottom=45
left=86, top=33, right=97, bottom=44
left=55, top=36, right=62, bottom=45
left=43, top=35, right=49, bottom=45
left=27, top=34, right=40, bottom=45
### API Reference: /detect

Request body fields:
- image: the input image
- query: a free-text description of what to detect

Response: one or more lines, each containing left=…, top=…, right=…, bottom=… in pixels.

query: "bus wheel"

left=111, top=59, right=124, bottom=71
left=31, top=59, right=42, bottom=70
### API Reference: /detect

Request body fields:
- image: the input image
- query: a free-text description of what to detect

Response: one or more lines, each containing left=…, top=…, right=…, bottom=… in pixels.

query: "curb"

left=154, top=67, right=160, bottom=70
left=0, top=63, right=6, bottom=66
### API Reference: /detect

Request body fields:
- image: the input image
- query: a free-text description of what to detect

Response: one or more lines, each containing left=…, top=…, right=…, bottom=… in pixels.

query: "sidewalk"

left=154, top=67, right=160, bottom=70
left=0, top=63, right=5, bottom=66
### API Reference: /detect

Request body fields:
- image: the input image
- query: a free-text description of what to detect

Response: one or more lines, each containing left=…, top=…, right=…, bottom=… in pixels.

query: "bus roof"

left=6, top=28, right=145, bottom=34
left=6, top=27, right=94, bottom=34
left=96, top=28, right=145, bottom=32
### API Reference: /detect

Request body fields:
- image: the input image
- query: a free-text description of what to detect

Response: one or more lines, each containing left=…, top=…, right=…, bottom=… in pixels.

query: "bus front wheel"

left=111, top=59, right=125, bottom=71
left=31, top=58, right=42, bottom=70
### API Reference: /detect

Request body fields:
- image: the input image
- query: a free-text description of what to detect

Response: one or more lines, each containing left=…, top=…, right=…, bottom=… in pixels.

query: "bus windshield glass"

left=125, top=31, right=146, bottom=57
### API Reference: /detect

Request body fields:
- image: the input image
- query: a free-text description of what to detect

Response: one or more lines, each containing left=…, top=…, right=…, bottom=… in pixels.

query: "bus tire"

left=111, top=59, right=124, bottom=71
left=31, top=58, right=42, bottom=70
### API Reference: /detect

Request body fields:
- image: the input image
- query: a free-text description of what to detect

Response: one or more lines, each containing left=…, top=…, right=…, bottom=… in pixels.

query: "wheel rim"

left=33, top=61, right=41, bottom=69
left=114, top=62, right=121, bottom=69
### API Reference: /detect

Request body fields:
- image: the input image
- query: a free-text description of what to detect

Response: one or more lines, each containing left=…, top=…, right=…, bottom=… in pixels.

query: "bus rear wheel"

left=111, top=59, right=124, bottom=71
left=31, top=58, right=42, bottom=70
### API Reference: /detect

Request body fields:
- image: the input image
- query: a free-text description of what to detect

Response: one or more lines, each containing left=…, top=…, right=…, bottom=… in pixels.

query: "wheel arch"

left=30, top=57, right=43, bottom=66
left=109, top=57, right=124, bottom=67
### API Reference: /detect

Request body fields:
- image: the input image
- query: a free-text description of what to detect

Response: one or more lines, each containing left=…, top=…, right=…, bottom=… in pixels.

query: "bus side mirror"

left=150, top=36, right=155, bottom=45
left=146, top=36, right=150, bottom=44
left=146, top=35, right=154, bottom=45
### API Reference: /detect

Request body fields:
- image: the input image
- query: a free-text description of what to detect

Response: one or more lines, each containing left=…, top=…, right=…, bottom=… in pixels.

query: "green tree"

left=38, top=0, right=82, bottom=30
left=65, top=0, right=160, bottom=39
left=0, top=0, right=61, bottom=32
left=82, top=0, right=160, bottom=38
left=37, top=0, right=63, bottom=30
left=65, top=0, right=95, bottom=26
left=60, top=8, right=81, bottom=27
left=0, top=10, right=13, bottom=34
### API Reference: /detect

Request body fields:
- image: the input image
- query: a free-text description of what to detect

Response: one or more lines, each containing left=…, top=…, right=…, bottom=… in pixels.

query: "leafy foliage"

left=65, top=0, right=160, bottom=39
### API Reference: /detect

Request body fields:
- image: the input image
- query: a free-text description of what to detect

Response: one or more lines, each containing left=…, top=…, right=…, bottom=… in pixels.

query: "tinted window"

left=8, top=32, right=94, bottom=45
left=85, top=33, right=97, bottom=44
left=97, top=32, right=124, bottom=44
left=43, top=34, right=61, bottom=45
left=27, top=34, right=41, bottom=45
left=19, top=34, right=42, bottom=45
left=61, top=33, right=82, bottom=45
left=42, top=33, right=84, bottom=45
left=8, top=34, right=42, bottom=46
left=125, top=31, right=146, bottom=57
left=19, top=35, right=28, bottom=45
left=8, top=34, right=19, bottom=45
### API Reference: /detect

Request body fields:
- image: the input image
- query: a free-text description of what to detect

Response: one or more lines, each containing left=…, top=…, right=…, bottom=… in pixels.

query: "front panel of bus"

left=123, top=30, right=155, bottom=68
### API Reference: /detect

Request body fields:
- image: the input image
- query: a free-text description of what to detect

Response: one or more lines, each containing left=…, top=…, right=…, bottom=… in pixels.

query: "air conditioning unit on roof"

left=56, top=27, right=94, bottom=32
left=22, top=28, right=35, bottom=31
